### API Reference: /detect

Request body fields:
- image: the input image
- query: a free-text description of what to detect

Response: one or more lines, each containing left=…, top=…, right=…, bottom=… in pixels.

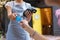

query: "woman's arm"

left=20, top=20, right=48, bottom=40
left=5, top=6, right=16, bottom=20
left=24, top=25, right=48, bottom=40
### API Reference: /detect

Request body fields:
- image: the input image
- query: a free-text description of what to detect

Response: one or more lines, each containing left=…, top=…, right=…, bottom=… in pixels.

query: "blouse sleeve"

left=5, top=1, right=13, bottom=8
left=26, top=3, right=36, bottom=9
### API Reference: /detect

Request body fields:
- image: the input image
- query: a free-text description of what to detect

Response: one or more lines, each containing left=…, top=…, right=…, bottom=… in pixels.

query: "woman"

left=5, top=0, right=33, bottom=40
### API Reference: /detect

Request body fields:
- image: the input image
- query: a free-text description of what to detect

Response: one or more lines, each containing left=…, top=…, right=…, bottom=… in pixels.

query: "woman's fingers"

left=13, top=13, right=17, bottom=17
left=21, top=20, right=28, bottom=25
left=20, top=20, right=29, bottom=28
left=9, top=13, right=17, bottom=20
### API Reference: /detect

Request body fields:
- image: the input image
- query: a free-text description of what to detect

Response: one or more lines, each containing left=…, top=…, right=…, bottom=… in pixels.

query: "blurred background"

left=0, top=0, right=60, bottom=40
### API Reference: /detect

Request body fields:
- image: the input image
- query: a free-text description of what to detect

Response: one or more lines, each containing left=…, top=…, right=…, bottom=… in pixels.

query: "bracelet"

left=31, top=31, right=36, bottom=37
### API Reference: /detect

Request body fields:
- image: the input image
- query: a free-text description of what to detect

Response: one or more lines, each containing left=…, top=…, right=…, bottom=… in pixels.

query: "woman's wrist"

left=23, top=24, right=36, bottom=37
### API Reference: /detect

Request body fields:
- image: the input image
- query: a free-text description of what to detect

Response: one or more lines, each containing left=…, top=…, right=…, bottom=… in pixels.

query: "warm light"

left=44, top=8, right=48, bottom=12
left=48, top=25, right=51, bottom=28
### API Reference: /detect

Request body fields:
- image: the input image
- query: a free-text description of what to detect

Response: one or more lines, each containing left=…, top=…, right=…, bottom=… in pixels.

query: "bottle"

left=16, top=15, right=23, bottom=23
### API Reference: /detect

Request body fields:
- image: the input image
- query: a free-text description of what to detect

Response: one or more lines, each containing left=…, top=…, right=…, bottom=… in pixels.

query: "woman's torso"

left=6, top=1, right=31, bottom=40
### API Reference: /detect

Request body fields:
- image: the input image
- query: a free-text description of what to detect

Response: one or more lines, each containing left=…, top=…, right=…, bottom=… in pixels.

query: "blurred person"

left=5, top=0, right=34, bottom=40
left=55, top=9, right=60, bottom=26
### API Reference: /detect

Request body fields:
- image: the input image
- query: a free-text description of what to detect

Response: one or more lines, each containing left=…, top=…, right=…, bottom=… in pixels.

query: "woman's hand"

left=5, top=6, right=17, bottom=21
left=20, top=20, right=29, bottom=28
left=8, top=13, right=17, bottom=20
